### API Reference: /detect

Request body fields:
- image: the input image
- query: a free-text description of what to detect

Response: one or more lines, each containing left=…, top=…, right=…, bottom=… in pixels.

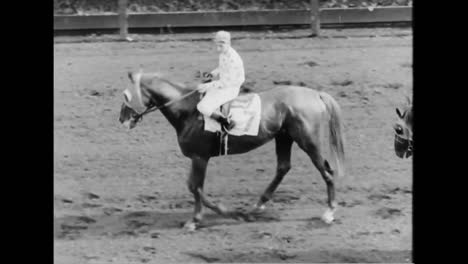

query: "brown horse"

left=119, top=71, right=345, bottom=230
left=394, top=96, right=413, bottom=158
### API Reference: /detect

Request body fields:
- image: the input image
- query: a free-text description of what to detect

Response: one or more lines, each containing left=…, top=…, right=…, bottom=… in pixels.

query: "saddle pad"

left=203, top=93, right=262, bottom=136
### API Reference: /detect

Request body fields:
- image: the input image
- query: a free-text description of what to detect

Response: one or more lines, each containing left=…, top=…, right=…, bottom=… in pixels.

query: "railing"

left=53, top=1, right=412, bottom=38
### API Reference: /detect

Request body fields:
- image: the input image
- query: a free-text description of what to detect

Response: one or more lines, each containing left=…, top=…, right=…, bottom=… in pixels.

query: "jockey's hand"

left=202, top=72, right=213, bottom=79
left=196, top=84, right=208, bottom=93
left=195, top=70, right=213, bottom=83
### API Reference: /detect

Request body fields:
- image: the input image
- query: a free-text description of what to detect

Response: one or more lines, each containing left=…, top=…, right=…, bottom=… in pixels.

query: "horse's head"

left=119, top=70, right=195, bottom=129
left=393, top=96, right=413, bottom=158
left=119, top=71, right=154, bottom=129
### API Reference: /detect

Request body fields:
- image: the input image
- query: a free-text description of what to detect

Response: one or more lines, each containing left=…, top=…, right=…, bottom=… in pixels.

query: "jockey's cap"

left=214, top=31, right=231, bottom=45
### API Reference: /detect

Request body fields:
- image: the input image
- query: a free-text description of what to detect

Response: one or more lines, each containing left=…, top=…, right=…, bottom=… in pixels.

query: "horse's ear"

left=128, top=72, right=134, bottom=83
left=405, top=95, right=411, bottom=105
left=396, top=108, right=403, bottom=118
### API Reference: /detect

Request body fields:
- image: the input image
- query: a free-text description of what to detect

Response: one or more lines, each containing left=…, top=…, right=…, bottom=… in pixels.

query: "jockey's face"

left=215, top=41, right=229, bottom=53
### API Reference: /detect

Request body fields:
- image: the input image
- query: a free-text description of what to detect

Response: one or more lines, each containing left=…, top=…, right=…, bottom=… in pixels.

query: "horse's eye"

left=395, top=125, right=403, bottom=135
left=124, top=93, right=129, bottom=103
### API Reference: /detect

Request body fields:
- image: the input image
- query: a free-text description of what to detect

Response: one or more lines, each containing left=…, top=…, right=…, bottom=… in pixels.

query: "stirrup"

left=222, top=120, right=236, bottom=131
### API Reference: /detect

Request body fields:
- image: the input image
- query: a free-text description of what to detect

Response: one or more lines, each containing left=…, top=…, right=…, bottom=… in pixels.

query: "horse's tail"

left=319, top=92, right=345, bottom=178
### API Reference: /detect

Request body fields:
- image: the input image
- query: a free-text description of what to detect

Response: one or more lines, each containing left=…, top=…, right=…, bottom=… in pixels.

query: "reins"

left=134, top=89, right=198, bottom=122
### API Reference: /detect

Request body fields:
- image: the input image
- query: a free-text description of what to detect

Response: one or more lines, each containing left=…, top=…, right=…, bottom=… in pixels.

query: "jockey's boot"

left=210, top=112, right=236, bottom=131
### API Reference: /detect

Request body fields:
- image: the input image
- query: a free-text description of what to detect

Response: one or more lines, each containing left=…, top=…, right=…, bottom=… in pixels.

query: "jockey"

left=196, top=30, right=245, bottom=131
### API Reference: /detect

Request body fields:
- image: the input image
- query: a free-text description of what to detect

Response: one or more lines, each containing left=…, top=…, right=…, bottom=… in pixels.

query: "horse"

left=119, top=71, right=345, bottom=230
left=394, top=96, right=413, bottom=158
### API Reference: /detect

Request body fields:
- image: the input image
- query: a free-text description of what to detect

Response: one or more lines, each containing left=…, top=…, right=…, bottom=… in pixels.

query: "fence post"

left=310, top=0, right=320, bottom=37
left=118, top=0, right=129, bottom=40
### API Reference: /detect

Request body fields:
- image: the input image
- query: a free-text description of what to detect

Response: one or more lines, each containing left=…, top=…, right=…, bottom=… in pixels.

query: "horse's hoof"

left=218, top=203, right=228, bottom=214
left=183, top=221, right=197, bottom=232
left=252, top=204, right=266, bottom=212
left=321, top=209, right=335, bottom=224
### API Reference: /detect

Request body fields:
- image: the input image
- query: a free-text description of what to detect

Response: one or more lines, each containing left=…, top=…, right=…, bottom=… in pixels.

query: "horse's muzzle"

left=394, top=135, right=412, bottom=159
left=122, top=119, right=137, bottom=130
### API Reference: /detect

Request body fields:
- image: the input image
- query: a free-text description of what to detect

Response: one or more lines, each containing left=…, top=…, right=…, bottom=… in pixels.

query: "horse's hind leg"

left=253, top=133, right=293, bottom=211
left=290, top=115, right=338, bottom=223
left=305, top=145, right=338, bottom=224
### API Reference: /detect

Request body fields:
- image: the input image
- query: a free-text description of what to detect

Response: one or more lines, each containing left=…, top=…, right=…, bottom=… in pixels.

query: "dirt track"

left=54, top=28, right=412, bottom=263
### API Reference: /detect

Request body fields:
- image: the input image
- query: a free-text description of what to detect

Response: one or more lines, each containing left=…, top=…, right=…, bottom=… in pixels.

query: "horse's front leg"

left=184, top=156, right=209, bottom=231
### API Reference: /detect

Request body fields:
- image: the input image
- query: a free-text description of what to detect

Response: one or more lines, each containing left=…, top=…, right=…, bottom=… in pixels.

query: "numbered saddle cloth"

left=203, top=93, right=262, bottom=136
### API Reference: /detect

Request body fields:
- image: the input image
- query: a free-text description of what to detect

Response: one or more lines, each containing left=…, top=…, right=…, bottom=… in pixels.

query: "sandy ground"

left=54, top=28, right=412, bottom=263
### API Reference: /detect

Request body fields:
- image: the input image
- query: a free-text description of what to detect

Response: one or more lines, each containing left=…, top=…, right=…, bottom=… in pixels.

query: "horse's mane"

left=141, top=72, right=193, bottom=93
left=401, top=101, right=413, bottom=127
left=138, top=71, right=200, bottom=112
left=405, top=105, right=413, bottom=126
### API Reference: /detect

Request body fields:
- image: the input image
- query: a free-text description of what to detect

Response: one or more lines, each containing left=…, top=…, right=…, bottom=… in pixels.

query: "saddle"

left=197, top=72, right=260, bottom=155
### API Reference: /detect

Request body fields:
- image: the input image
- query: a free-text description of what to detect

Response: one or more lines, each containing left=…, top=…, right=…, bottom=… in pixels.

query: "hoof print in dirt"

left=74, top=216, right=96, bottom=224
left=143, top=246, right=156, bottom=254
left=150, top=232, right=161, bottom=239
left=251, top=231, right=272, bottom=240
left=331, top=79, right=353, bottom=86
left=273, top=80, right=308, bottom=87
left=233, top=208, right=279, bottom=223
left=307, top=217, right=333, bottom=229
left=272, top=191, right=300, bottom=204
left=383, top=83, right=403, bottom=89
left=88, top=90, right=101, bottom=96
left=57, top=216, right=96, bottom=239
left=102, top=207, right=123, bottom=216
left=81, top=203, right=102, bottom=208
left=273, top=80, right=292, bottom=85
left=185, top=253, right=220, bottom=263
left=57, top=226, right=83, bottom=240
left=368, top=194, right=392, bottom=202
left=61, top=198, right=73, bottom=204
left=126, top=219, right=152, bottom=230
left=337, top=91, right=348, bottom=97
left=281, top=235, right=294, bottom=243
left=124, top=211, right=150, bottom=219
left=60, top=223, right=88, bottom=232
left=387, top=187, right=412, bottom=195
left=136, top=194, right=158, bottom=203
left=374, top=207, right=404, bottom=219
left=168, top=200, right=194, bottom=209
left=335, top=219, right=343, bottom=224
left=339, top=200, right=362, bottom=208
left=253, top=210, right=280, bottom=222
left=113, top=230, right=138, bottom=237
left=272, top=249, right=297, bottom=261
left=83, top=192, right=100, bottom=200
left=352, top=231, right=384, bottom=239
left=300, top=61, right=319, bottom=67
left=357, top=231, right=384, bottom=236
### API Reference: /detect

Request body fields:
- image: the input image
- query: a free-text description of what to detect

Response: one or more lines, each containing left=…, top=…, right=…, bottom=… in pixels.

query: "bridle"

left=394, top=110, right=413, bottom=153
left=131, top=89, right=198, bottom=123
left=394, top=132, right=413, bottom=153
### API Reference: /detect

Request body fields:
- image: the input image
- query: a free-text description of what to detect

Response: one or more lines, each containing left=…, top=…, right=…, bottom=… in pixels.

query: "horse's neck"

left=405, top=106, right=413, bottom=128
left=144, top=77, right=200, bottom=130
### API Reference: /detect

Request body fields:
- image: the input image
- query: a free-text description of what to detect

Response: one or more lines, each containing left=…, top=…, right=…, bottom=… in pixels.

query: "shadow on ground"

left=54, top=208, right=282, bottom=240
left=184, top=249, right=412, bottom=263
